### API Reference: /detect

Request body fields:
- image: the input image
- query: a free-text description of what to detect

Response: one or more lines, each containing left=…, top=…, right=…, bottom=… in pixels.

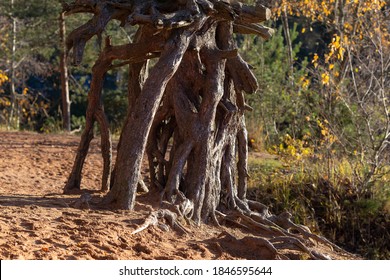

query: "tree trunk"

left=8, top=0, right=17, bottom=130
left=59, top=12, right=71, bottom=132
left=281, top=4, right=294, bottom=85
left=103, top=24, right=201, bottom=209
left=64, top=36, right=163, bottom=193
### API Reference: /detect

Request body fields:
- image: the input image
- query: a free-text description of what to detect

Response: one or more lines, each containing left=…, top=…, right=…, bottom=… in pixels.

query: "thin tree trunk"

left=9, top=0, right=17, bottom=129
left=281, top=4, right=293, bottom=85
left=59, top=12, right=71, bottom=132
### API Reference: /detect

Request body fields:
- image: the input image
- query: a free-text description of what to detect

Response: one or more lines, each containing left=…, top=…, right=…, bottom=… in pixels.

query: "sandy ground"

left=0, top=131, right=359, bottom=260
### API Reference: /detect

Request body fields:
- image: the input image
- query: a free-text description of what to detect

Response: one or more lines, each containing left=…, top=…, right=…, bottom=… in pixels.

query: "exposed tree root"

left=217, top=230, right=280, bottom=260
left=131, top=189, right=195, bottom=235
left=131, top=208, right=190, bottom=236
left=131, top=192, right=346, bottom=259
left=64, top=0, right=352, bottom=260
left=71, top=193, right=92, bottom=210
left=214, top=200, right=349, bottom=259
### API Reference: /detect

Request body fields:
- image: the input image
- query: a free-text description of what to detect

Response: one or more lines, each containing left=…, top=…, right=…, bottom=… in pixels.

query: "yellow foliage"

left=299, top=76, right=310, bottom=89
left=0, top=71, right=8, bottom=87
left=270, top=118, right=339, bottom=165
left=321, top=73, right=330, bottom=85
left=327, top=35, right=345, bottom=62
left=271, top=133, right=315, bottom=163
left=312, top=53, right=319, bottom=68
left=272, top=0, right=389, bottom=92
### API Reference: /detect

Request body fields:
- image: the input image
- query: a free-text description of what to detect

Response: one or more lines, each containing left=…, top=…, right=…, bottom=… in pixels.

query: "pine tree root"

left=132, top=190, right=195, bottom=235
left=131, top=195, right=346, bottom=259
left=268, top=211, right=347, bottom=252
left=131, top=211, right=159, bottom=235
left=217, top=230, right=280, bottom=260
left=216, top=204, right=348, bottom=260
left=130, top=209, right=190, bottom=235
left=137, top=179, right=149, bottom=193
left=71, top=193, right=92, bottom=210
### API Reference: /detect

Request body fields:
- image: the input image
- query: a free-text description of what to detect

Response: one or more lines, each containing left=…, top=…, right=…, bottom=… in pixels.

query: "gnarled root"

left=131, top=207, right=190, bottom=236
left=215, top=198, right=349, bottom=259
left=132, top=189, right=193, bottom=235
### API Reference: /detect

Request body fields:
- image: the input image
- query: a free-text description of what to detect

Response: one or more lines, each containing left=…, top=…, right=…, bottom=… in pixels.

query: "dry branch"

left=233, top=23, right=275, bottom=40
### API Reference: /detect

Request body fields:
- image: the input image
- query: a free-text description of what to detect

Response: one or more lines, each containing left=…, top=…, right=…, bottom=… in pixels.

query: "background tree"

left=0, top=0, right=62, bottom=129
left=267, top=0, right=390, bottom=193
left=242, top=0, right=389, bottom=258
left=59, top=10, right=71, bottom=132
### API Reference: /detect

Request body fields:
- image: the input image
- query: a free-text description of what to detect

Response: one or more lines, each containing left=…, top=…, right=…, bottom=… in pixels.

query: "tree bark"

left=64, top=36, right=164, bottom=193
left=103, top=24, right=202, bottom=209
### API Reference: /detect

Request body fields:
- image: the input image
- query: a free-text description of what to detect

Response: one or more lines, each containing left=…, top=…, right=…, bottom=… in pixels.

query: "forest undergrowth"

left=246, top=138, right=390, bottom=259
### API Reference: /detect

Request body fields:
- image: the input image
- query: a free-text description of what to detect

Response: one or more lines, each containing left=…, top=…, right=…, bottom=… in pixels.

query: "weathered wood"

left=233, top=23, right=275, bottom=39
left=228, top=54, right=258, bottom=93
left=65, top=0, right=273, bottom=65
left=236, top=1, right=271, bottom=23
